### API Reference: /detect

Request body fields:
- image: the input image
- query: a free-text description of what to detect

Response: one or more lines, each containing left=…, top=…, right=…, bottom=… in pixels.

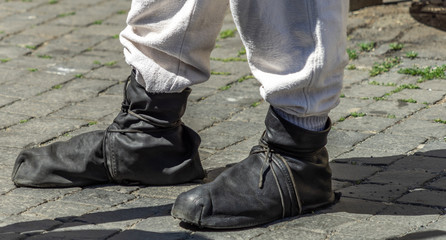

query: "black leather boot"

left=12, top=71, right=205, bottom=187
left=171, top=107, right=339, bottom=229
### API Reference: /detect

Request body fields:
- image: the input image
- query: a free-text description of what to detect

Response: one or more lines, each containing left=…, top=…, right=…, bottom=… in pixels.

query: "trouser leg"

left=120, top=0, right=229, bottom=93
left=230, top=0, right=349, bottom=117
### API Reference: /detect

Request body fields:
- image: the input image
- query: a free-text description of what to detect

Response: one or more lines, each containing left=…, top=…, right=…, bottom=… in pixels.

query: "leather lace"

left=255, top=144, right=303, bottom=217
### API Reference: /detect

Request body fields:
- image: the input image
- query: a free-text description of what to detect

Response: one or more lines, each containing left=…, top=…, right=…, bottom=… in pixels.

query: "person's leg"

left=11, top=0, right=229, bottom=187
left=171, top=0, right=349, bottom=229
left=231, top=0, right=348, bottom=130
left=120, top=0, right=229, bottom=93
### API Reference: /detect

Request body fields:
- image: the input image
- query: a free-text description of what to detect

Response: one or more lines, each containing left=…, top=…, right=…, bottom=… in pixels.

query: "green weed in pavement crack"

left=219, top=85, right=231, bottom=91
left=405, top=51, right=418, bottom=59
left=347, top=64, right=356, bottom=70
left=211, top=71, right=231, bottom=76
left=57, top=12, right=76, bottom=18
left=350, top=112, right=366, bottom=117
left=358, top=42, right=375, bottom=52
left=211, top=57, right=247, bottom=62
left=370, top=57, right=400, bottom=77
left=237, top=47, right=246, bottom=57
left=250, top=101, right=261, bottom=107
left=38, top=54, right=52, bottom=59
left=219, top=29, right=237, bottom=39
left=434, top=119, right=446, bottom=124
left=347, top=49, right=358, bottom=60
left=398, top=65, right=446, bottom=83
left=237, top=74, right=255, bottom=83
left=399, top=98, right=417, bottom=103
left=389, top=42, right=404, bottom=51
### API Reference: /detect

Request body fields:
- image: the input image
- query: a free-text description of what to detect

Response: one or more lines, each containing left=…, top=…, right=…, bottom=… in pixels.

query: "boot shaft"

left=262, top=107, right=330, bottom=155
left=115, top=71, right=191, bottom=128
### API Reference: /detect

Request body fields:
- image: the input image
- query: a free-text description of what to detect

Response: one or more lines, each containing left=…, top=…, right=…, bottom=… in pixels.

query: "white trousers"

left=120, top=0, right=349, bottom=117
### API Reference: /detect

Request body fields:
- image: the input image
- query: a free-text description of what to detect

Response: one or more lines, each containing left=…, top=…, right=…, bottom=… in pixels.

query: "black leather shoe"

left=12, top=71, right=205, bottom=187
left=171, top=107, right=339, bottom=229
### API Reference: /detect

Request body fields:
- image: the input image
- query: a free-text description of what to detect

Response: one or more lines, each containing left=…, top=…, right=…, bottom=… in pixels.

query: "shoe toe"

left=171, top=187, right=210, bottom=227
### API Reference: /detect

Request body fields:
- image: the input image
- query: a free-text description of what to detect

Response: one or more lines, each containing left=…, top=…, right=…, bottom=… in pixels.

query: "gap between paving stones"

left=0, top=72, right=122, bottom=133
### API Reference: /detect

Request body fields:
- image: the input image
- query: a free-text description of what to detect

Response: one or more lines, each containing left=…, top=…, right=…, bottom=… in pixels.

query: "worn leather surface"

left=171, top=107, right=336, bottom=229
left=12, top=71, right=204, bottom=187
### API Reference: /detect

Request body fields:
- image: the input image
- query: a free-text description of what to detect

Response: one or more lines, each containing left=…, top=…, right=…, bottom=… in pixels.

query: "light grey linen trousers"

left=120, top=0, right=349, bottom=117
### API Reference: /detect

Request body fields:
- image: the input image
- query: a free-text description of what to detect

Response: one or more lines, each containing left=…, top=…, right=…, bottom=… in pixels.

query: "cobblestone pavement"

left=1, top=1, right=446, bottom=239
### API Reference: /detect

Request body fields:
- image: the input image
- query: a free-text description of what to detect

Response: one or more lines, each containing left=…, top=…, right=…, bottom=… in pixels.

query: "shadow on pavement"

left=410, top=1, right=446, bottom=31
left=0, top=204, right=212, bottom=239
left=1, top=150, right=445, bottom=238
left=391, top=230, right=446, bottom=240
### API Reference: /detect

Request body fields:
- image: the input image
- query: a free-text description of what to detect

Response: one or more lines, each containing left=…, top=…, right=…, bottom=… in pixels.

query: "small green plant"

left=391, top=84, right=420, bottom=94
left=250, top=101, right=261, bottom=107
left=398, top=65, right=446, bottom=82
left=399, top=98, right=417, bottom=103
left=405, top=51, right=418, bottom=59
left=347, top=64, right=356, bottom=70
left=219, top=29, right=237, bottom=39
left=112, top=34, right=119, bottom=39
left=19, top=119, right=29, bottom=124
left=347, top=49, right=358, bottom=60
left=88, top=121, right=98, bottom=126
left=52, top=84, right=62, bottom=89
left=104, top=61, right=117, bottom=66
left=38, top=54, right=52, bottom=59
left=361, top=97, right=369, bottom=100
left=28, top=68, right=38, bottom=72
left=389, top=42, right=404, bottom=51
left=57, top=12, right=76, bottom=17
left=211, top=57, right=247, bottom=62
left=75, top=74, right=84, bottom=78
left=237, top=74, right=255, bottom=83
left=369, top=57, right=400, bottom=77
left=93, top=20, right=103, bottom=25
left=93, top=60, right=101, bottom=65
left=219, top=85, right=231, bottom=91
left=339, top=93, right=345, bottom=98
left=351, top=112, right=366, bottom=117
left=237, top=47, right=246, bottom=57
left=338, top=116, right=346, bottom=122
left=117, top=10, right=127, bottom=14
left=49, top=0, right=58, bottom=4
left=0, top=58, right=11, bottom=63
left=373, top=96, right=386, bottom=101
left=347, top=48, right=359, bottom=60
left=25, top=45, right=37, bottom=50
left=210, top=71, right=231, bottom=76
left=387, top=114, right=396, bottom=119
left=358, top=42, right=375, bottom=52
left=369, top=81, right=396, bottom=86
left=434, top=119, right=446, bottom=124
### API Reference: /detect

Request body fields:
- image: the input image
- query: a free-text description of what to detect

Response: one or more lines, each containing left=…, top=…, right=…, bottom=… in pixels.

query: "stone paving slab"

left=1, top=1, right=446, bottom=240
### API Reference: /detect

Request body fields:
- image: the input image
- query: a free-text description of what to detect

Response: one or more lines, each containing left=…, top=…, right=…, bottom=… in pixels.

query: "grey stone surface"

left=1, top=1, right=446, bottom=239
left=339, top=183, right=408, bottom=202
left=397, top=190, right=446, bottom=208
